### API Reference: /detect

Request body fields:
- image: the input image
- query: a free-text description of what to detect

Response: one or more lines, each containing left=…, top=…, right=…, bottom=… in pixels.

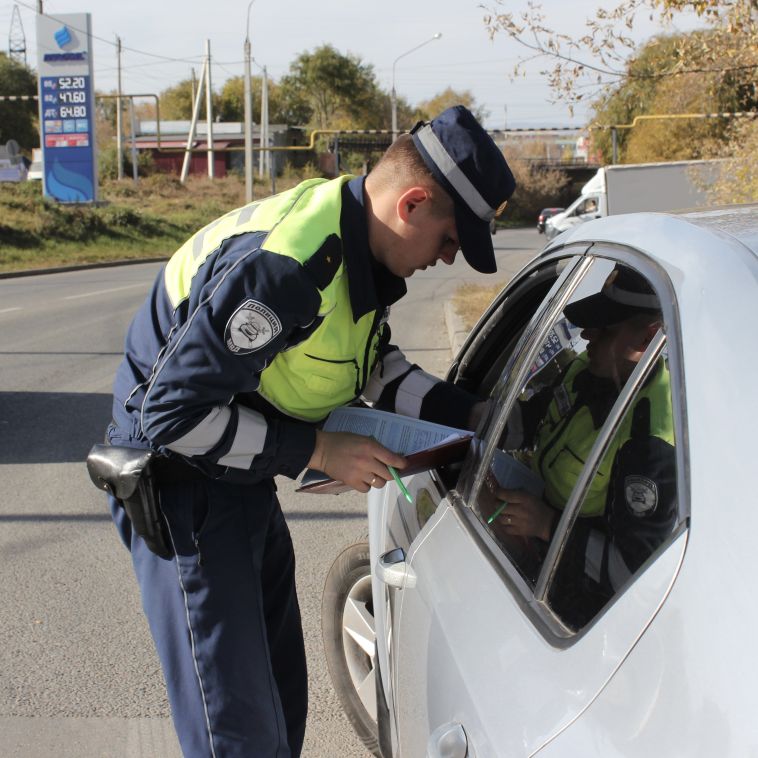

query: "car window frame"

left=456, top=249, right=592, bottom=504
left=450, top=243, right=689, bottom=643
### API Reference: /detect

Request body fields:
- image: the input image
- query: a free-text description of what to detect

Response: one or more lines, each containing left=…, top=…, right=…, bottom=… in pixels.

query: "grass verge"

left=0, top=174, right=295, bottom=273
left=451, top=281, right=506, bottom=331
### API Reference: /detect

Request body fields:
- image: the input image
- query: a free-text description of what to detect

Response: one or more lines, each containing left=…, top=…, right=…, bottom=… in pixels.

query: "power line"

left=13, top=0, right=203, bottom=63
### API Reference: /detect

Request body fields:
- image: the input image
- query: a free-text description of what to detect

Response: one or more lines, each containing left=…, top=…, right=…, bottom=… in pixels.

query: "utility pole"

left=205, top=39, right=214, bottom=179
left=116, top=35, right=124, bottom=180
left=261, top=65, right=269, bottom=178
left=37, top=1, right=42, bottom=11
left=243, top=36, right=253, bottom=200
left=129, top=97, right=139, bottom=183
left=243, top=2, right=255, bottom=202
left=181, top=58, right=207, bottom=183
left=191, top=68, right=197, bottom=108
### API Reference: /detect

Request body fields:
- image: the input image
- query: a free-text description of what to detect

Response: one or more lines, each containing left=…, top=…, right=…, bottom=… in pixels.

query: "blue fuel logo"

left=54, top=26, right=72, bottom=49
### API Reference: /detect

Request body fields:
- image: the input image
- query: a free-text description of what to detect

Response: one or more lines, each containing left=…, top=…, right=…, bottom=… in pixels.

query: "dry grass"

left=0, top=173, right=305, bottom=273
left=451, top=281, right=505, bottom=330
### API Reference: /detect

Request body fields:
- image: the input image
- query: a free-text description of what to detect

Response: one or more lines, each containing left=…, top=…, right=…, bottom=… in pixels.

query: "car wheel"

left=322, top=541, right=381, bottom=757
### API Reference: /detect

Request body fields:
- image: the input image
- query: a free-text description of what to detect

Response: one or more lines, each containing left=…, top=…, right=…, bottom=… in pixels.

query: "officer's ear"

left=396, top=186, right=432, bottom=223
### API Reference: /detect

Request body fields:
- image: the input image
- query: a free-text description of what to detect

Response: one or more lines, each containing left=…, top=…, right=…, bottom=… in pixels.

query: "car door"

left=379, top=251, right=688, bottom=757
left=369, top=253, right=578, bottom=745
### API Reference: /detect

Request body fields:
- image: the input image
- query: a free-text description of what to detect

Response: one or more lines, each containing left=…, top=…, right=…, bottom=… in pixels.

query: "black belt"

left=104, top=429, right=209, bottom=485
left=152, top=455, right=209, bottom=484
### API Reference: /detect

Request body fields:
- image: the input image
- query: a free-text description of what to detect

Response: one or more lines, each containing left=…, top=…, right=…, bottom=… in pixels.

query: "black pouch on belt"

left=86, top=444, right=173, bottom=559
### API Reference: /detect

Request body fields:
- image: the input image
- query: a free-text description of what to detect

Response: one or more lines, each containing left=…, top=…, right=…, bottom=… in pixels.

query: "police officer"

left=104, top=105, right=515, bottom=757
left=494, top=265, right=677, bottom=627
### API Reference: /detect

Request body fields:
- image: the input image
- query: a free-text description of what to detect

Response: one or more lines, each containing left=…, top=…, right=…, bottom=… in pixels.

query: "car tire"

left=322, top=541, right=381, bottom=757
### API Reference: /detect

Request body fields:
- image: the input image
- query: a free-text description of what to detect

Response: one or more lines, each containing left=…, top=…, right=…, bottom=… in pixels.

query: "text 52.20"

left=58, top=76, right=85, bottom=90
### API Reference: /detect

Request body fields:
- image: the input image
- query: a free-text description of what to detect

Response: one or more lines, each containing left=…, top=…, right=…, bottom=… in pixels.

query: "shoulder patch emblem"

left=225, top=299, right=282, bottom=355
left=624, top=475, right=658, bottom=516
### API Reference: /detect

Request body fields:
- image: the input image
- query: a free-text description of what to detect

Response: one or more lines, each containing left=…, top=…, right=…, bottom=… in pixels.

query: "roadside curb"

left=444, top=300, right=470, bottom=357
left=0, top=257, right=169, bottom=280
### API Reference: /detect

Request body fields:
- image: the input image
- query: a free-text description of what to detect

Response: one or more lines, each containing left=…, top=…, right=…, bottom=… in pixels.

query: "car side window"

left=474, top=312, right=584, bottom=586
left=471, top=258, right=681, bottom=631
left=545, top=345, right=678, bottom=630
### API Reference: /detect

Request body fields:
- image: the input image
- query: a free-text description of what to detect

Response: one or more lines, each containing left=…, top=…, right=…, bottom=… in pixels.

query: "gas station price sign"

left=41, top=75, right=93, bottom=149
left=36, top=13, right=98, bottom=203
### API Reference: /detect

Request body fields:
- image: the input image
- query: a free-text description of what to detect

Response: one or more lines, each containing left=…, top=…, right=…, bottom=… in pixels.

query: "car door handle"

left=426, top=722, right=468, bottom=758
left=377, top=548, right=417, bottom=589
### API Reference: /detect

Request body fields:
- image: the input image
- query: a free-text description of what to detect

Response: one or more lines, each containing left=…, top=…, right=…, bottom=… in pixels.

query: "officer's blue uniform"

left=106, top=105, right=516, bottom=757
left=109, top=178, right=480, bottom=757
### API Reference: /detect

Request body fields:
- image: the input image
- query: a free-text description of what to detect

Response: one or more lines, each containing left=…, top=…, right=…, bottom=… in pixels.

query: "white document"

left=321, top=406, right=470, bottom=455
left=490, top=449, right=544, bottom=497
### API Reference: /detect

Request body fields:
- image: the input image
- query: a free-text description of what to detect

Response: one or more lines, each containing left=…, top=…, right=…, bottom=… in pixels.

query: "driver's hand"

left=308, top=431, right=407, bottom=493
left=492, top=487, right=558, bottom=542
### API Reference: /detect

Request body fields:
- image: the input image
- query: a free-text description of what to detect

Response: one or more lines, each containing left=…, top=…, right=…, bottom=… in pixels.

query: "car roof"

left=680, top=205, right=758, bottom=255
left=543, top=204, right=758, bottom=269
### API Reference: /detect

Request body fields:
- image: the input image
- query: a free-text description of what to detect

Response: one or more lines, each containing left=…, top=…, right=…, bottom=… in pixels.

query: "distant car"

left=322, top=205, right=758, bottom=757
left=537, top=206, right=564, bottom=233
left=0, top=139, right=27, bottom=183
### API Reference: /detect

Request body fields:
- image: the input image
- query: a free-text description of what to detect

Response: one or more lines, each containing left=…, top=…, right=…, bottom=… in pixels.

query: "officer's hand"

left=492, top=488, right=558, bottom=542
left=309, top=431, right=407, bottom=493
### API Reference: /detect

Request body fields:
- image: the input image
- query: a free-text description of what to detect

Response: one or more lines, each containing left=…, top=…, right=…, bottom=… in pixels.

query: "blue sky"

left=5, top=0, right=703, bottom=129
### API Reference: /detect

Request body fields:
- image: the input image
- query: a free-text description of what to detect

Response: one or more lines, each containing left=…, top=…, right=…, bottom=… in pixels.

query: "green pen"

left=487, top=501, right=508, bottom=525
left=388, top=465, right=413, bottom=503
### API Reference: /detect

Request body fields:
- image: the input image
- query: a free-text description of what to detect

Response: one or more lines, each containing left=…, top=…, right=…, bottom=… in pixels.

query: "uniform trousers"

left=109, top=477, right=308, bottom=758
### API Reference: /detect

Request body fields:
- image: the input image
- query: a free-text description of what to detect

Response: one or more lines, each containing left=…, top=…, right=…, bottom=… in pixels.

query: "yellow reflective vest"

left=533, top=355, right=674, bottom=516
left=162, top=176, right=385, bottom=422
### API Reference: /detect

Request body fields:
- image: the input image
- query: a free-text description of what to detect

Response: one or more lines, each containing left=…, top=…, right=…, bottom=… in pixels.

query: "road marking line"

left=63, top=283, right=147, bottom=300
left=0, top=307, right=22, bottom=314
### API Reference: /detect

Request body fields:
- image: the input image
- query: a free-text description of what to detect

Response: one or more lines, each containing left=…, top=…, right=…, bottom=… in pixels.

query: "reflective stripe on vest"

left=162, top=176, right=383, bottom=423
left=533, top=355, right=673, bottom=517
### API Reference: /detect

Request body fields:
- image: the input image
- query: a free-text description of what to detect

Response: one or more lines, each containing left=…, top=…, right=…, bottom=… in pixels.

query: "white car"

left=322, top=205, right=758, bottom=757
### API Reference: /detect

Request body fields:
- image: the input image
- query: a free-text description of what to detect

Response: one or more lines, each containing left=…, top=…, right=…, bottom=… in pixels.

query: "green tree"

left=93, top=90, right=117, bottom=157
left=414, top=87, right=488, bottom=124
left=589, top=31, right=750, bottom=163
left=484, top=1, right=757, bottom=166
left=217, top=75, right=292, bottom=124
left=484, top=0, right=758, bottom=111
left=705, top=118, right=758, bottom=204
left=159, top=78, right=213, bottom=120
left=0, top=54, right=38, bottom=150
left=278, top=45, right=385, bottom=129
left=504, top=140, right=571, bottom=222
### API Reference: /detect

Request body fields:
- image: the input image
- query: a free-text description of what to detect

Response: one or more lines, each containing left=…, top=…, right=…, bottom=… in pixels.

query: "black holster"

left=86, top=444, right=173, bottom=559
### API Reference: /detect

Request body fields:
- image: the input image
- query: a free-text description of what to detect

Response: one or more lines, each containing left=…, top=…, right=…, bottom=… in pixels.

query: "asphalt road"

left=0, top=227, right=542, bottom=757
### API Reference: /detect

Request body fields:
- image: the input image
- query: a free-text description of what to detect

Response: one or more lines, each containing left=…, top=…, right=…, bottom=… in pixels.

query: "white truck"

left=544, top=159, right=721, bottom=240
